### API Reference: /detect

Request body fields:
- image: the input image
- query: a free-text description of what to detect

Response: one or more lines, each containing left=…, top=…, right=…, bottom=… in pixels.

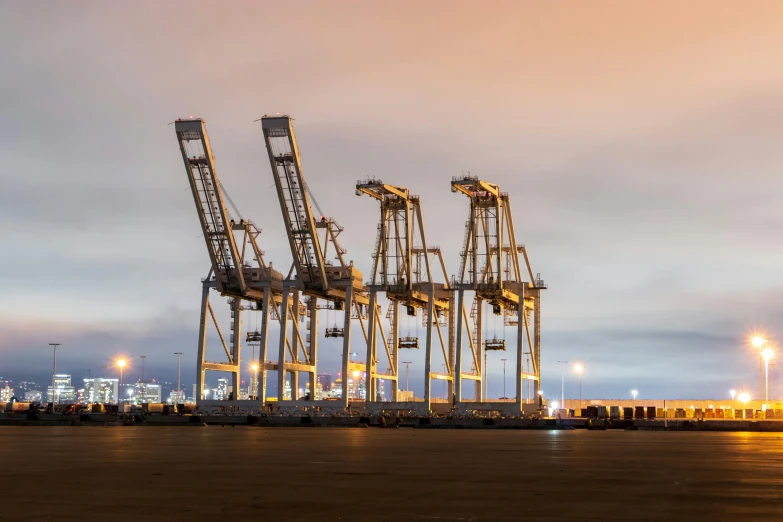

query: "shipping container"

left=634, top=406, right=645, bottom=420
left=623, top=407, right=633, bottom=420
left=610, top=406, right=621, bottom=419
left=646, top=406, right=656, bottom=420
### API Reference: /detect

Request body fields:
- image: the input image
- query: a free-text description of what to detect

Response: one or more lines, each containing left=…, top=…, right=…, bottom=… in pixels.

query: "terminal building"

left=47, top=374, right=76, bottom=404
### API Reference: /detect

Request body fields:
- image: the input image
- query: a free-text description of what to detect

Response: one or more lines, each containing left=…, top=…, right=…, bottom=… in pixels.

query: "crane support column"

left=308, top=297, right=318, bottom=400
left=534, top=293, right=541, bottom=398
left=391, top=301, right=399, bottom=402
left=196, top=280, right=212, bottom=401
left=341, top=287, right=354, bottom=408
left=290, top=289, right=300, bottom=399
left=516, top=283, right=525, bottom=413
left=278, top=286, right=291, bottom=400
left=423, top=287, right=435, bottom=411
left=259, top=286, right=271, bottom=404
left=454, top=289, right=465, bottom=403
left=365, top=289, right=377, bottom=406
left=231, top=298, right=242, bottom=399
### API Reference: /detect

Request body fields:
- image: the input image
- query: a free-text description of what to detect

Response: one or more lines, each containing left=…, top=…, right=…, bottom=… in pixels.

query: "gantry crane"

left=356, top=179, right=453, bottom=411
left=450, top=175, right=546, bottom=413
left=261, top=115, right=369, bottom=407
left=174, top=118, right=284, bottom=402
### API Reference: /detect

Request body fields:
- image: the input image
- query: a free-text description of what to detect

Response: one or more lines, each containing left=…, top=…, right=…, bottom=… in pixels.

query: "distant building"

left=83, top=378, right=119, bottom=404
left=317, top=372, right=332, bottom=392
left=216, top=378, right=228, bottom=400
left=0, top=383, right=13, bottom=402
left=167, top=390, right=185, bottom=404
left=398, top=390, right=414, bottom=401
left=47, top=374, right=76, bottom=404
left=24, top=391, right=42, bottom=402
left=133, top=382, right=162, bottom=404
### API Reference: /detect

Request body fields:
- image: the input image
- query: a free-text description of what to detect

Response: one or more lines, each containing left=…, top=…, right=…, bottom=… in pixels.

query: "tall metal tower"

left=174, top=118, right=284, bottom=402
left=356, top=179, right=453, bottom=411
left=450, top=176, right=546, bottom=413
left=261, top=115, right=369, bottom=407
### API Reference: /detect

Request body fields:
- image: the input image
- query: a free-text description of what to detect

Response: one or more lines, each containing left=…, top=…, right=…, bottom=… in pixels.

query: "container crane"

left=450, top=175, right=546, bottom=413
left=174, top=118, right=283, bottom=403
left=356, top=179, right=453, bottom=411
left=261, top=115, right=369, bottom=406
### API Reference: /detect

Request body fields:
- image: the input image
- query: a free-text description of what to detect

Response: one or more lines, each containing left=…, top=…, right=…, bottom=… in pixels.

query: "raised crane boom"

left=175, top=118, right=248, bottom=298
left=261, top=116, right=330, bottom=295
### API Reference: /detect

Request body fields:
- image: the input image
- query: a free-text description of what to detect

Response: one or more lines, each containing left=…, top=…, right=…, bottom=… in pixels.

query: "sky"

left=2, top=1, right=783, bottom=400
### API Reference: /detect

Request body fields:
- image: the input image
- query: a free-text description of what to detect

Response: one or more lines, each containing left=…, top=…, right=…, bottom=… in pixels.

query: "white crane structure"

left=261, top=115, right=369, bottom=407
left=450, top=176, right=546, bottom=414
left=356, top=179, right=453, bottom=411
left=174, top=118, right=284, bottom=402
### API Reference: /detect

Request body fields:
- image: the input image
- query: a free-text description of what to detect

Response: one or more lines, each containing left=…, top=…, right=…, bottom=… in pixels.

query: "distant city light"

left=738, top=392, right=750, bottom=404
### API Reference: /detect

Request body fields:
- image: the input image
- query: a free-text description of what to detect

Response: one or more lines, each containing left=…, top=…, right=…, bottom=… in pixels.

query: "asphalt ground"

left=1, top=427, right=781, bottom=521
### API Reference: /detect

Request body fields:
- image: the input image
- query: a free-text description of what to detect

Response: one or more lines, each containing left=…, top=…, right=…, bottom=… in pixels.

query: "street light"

left=558, top=360, right=568, bottom=412
left=752, top=336, right=767, bottom=404
left=501, top=358, right=508, bottom=400
left=631, top=389, right=638, bottom=401
left=49, top=343, right=60, bottom=410
left=573, top=364, right=584, bottom=410
left=117, top=359, right=126, bottom=405
left=739, top=392, right=750, bottom=406
left=403, top=361, right=412, bottom=392
left=762, top=348, right=774, bottom=404
left=730, top=389, right=736, bottom=400
left=174, top=352, right=184, bottom=404
left=251, top=363, right=259, bottom=400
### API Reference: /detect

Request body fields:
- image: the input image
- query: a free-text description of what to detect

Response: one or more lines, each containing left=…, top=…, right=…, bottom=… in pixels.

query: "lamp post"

left=117, top=359, right=126, bottom=405
left=501, top=358, right=508, bottom=400
left=631, top=389, right=638, bottom=401
left=730, top=389, right=736, bottom=401
left=752, top=336, right=767, bottom=406
left=573, top=364, right=584, bottom=410
left=558, top=360, right=568, bottom=411
left=762, top=348, right=774, bottom=404
left=174, top=352, right=184, bottom=404
left=49, top=343, right=60, bottom=409
left=251, top=363, right=259, bottom=400
left=403, top=361, right=412, bottom=392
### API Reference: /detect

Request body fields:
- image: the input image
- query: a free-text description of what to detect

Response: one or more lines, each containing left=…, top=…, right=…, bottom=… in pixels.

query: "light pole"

left=752, top=336, right=767, bottom=406
left=174, top=352, right=184, bottom=404
left=117, top=359, right=126, bottom=405
left=631, top=389, right=638, bottom=401
left=403, top=361, right=412, bottom=392
left=558, top=360, right=568, bottom=411
left=251, top=363, right=259, bottom=400
left=762, top=348, right=774, bottom=404
left=730, top=389, right=736, bottom=401
left=573, top=364, right=584, bottom=410
left=140, top=355, right=147, bottom=403
left=49, top=343, right=60, bottom=409
left=501, top=358, right=507, bottom=400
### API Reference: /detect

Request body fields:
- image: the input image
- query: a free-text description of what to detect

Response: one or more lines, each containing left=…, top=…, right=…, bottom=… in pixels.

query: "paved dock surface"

left=1, top=427, right=781, bottom=521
